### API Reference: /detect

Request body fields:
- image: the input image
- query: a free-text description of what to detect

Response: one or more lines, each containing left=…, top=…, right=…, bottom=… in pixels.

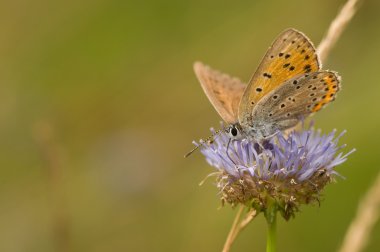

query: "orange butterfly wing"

left=238, top=28, right=321, bottom=126
left=194, top=62, right=246, bottom=124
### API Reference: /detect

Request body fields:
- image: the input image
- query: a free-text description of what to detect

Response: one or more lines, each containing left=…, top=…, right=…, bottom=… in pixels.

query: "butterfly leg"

left=265, top=131, right=280, bottom=140
left=226, top=138, right=237, bottom=167
left=259, top=131, right=280, bottom=150
left=256, top=141, right=266, bottom=152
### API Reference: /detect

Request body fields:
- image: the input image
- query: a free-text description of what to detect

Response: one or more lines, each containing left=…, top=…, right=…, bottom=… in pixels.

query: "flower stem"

left=265, top=202, right=277, bottom=252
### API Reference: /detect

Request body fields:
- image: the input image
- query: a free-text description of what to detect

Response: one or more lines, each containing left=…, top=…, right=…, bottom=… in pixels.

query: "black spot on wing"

left=304, top=64, right=312, bottom=73
left=263, top=73, right=272, bottom=78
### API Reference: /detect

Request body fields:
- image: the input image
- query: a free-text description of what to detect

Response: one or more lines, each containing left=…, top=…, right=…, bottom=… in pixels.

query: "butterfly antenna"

left=184, top=129, right=223, bottom=158
left=184, top=145, right=199, bottom=158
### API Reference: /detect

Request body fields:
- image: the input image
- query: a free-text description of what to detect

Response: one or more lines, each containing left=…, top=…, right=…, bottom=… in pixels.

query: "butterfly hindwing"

left=238, top=28, right=321, bottom=126
left=251, top=71, right=341, bottom=131
left=194, top=62, right=246, bottom=124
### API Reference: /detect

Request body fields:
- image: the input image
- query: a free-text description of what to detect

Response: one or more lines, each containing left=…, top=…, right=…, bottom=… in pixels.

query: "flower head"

left=196, top=123, right=354, bottom=220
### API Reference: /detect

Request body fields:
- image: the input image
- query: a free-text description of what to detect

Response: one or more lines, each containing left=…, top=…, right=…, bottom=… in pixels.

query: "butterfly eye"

left=230, top=127, right=238, bottom=137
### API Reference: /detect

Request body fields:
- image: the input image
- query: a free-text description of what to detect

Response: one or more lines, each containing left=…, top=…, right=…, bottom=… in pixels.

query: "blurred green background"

left=0, top=0, right=379, bottom=251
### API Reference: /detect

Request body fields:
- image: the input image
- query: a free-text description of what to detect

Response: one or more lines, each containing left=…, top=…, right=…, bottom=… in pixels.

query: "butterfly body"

left=227, top=120, right=277, bottom=141
left=194, top=28, right=341, bottom=143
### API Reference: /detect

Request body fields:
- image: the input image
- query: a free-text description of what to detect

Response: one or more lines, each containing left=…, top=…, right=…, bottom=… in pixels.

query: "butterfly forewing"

left=194, top=62, right=246, bottom=124
left=251, top=71, right=341, bottom=131
left=238, top=28, right=321, bottom=126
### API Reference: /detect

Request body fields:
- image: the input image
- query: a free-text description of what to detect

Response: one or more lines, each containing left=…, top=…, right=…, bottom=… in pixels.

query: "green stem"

left=265, top=203, right=277, bottom=252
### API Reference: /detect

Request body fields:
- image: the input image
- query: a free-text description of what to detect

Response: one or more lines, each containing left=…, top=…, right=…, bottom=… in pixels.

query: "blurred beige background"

left=0, top=0, right=379, bottom=251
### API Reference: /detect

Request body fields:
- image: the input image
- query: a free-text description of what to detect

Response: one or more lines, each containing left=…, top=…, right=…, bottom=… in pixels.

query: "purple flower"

left=195, top=123, right=355, bottom=219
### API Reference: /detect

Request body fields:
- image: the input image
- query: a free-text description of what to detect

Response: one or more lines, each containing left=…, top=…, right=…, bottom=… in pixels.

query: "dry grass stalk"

left=317, top=0, right=361, bottom=62
left=338, top=173, right=380, bottom=252
left=222, top=207, right=257, bottom=252
left=33, top=121, right=70, bottom=252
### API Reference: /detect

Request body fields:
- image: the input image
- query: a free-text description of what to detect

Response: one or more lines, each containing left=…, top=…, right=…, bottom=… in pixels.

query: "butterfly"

left=193, top=28, right=341, bottom=143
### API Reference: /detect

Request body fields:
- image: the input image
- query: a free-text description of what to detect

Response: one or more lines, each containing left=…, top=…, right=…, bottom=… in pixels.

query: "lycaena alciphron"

left=185, top=28, right=341, bottom=157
